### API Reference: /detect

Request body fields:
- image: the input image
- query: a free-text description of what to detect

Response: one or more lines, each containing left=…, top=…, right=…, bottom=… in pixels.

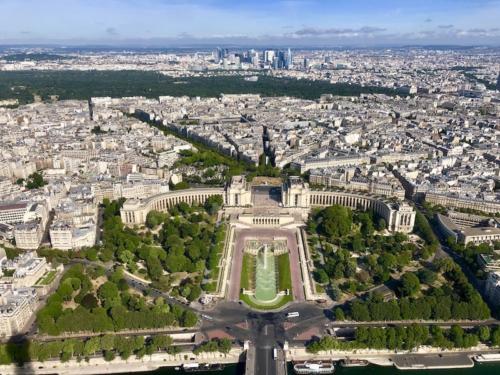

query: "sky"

left=1, top=0, right=500, bottom=47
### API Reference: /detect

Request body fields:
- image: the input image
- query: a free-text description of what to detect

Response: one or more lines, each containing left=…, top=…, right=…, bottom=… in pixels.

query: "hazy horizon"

left=1, top=0, right=499, bottom=47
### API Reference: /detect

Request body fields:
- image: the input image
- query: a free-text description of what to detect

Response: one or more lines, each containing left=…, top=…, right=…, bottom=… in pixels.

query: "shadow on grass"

left=4, top=334, right=34, bottom=374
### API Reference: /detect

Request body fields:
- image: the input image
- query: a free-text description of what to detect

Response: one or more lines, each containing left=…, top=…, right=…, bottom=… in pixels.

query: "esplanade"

left=121, top=175, right=416, bottom=233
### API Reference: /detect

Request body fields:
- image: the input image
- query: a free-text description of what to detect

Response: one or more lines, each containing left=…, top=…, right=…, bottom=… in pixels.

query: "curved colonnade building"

left=121, top=176, right=416, bottom=233
left=120, top=188, right=224, bottom=226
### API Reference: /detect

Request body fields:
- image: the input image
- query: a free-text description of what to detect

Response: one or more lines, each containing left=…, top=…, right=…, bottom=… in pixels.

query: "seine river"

left=137, top=362, right=500, bottom=375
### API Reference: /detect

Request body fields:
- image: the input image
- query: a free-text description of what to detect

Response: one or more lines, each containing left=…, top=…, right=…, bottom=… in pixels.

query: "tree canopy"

left=315, top=205, right=353, bottom=238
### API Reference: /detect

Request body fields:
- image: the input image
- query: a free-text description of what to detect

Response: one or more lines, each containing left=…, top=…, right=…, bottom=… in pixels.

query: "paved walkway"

left=227, top=228, right=244, bottom=301
left=393, top=353, right=474, bottom=370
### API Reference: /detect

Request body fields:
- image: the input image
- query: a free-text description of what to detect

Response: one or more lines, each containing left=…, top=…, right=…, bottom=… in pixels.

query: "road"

left=199, top=301, right=324, bottom=375
left=414, top=205, right=492, bottom=312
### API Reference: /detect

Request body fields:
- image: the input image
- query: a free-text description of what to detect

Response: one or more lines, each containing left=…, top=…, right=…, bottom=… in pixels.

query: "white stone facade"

left=120, top=176, right=416, bottom=233
left=0, top=286, right=37, bottom=338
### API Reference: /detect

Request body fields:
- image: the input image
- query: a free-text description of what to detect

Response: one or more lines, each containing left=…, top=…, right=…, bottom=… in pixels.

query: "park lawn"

left=240, top=253, right=255, bottom=291
left=277, top=253, right=292, bottom=292
left=315, top=283, right=325, bottom=293
left=239, top=253, right=293, bottom=311
left=208, top=223, right=227, bottom=283
left=37, top=270, right=57, bottom=285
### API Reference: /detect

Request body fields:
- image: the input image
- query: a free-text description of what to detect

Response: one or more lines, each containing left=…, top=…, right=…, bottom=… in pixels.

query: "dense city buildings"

left=0, top=248, right=58, bottom=337
left=0, top=45, right=498, bottom=373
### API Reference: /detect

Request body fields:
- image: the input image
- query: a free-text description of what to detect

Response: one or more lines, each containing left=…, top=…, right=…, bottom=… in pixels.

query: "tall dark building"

left=276, top=51, right=286, bottom=69
left=286, top=48, right=292, bottom=69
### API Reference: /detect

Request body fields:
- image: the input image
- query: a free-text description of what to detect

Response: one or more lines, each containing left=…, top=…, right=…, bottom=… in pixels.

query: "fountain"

left=240, top=238, right=292, bottom=309
left=254, top=244, right=278, bottom=302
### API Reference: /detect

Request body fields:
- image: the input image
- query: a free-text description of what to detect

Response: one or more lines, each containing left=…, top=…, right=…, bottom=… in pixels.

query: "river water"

left=136, top=362, right=500, bottom=374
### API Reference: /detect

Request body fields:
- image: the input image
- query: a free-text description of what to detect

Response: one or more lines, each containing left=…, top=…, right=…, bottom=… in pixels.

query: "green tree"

left=170, top=181, right=190, bottom=190
left=491, top=327, right=500, bottom=347
left=218, top=338, right=232, bottom=354
left=104, top=350, right=115, bottom=362
left=358, top=212, right=374, bottom=237
left=57, top=280, right=75, bottom=301
left=378, top=253, right=397, bottom=271
left=399, top=272, right=421, bottom=297
left=146, top=256, right=164, bottom=280
left=146, top=210, right=168, bottom=229
left=181, top=311, right=198, bottom=327
left=376, top=217, right=387, bottom=231
left=100, top=335, right=115, bottom=351
left=350, top=301, right=371, bottom=321
left=81, top=293, right=99, bottom=309
left=314, top=269, right=329, bottom=284
left=97, top=281, right=120, bottom=308
left=478, top=326, right=491, bottom=342
left=83, top=337, right=100, bottom=356
left=151, top=335, right=173, bottom=350
left=417, top=268, right=437, bottom=285
left=26, top=172, right=47, bottom=189
left=413, top=211, right=439, bottom=249
left=334, top=307, right=345, bottom=321
left=449, top=325, right=464, bottom=347
left=118, top=250, right=135, bottom=264
left=204, top=195, right=223, bottom=215
left=317, top=205, right=353, bottom=238
left=187, top=285, right=202, bottom=302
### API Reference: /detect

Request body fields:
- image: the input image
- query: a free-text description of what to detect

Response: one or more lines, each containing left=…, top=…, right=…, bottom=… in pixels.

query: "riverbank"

left=288, top=345, right=500, bottom=370
left=2, top=345, right=500, bottom=374
left=0, top=348, right=243, bottom=375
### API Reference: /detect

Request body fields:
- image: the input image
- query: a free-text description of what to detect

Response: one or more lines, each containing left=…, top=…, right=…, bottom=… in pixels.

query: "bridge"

left=245, top=342, right=287, bottom=375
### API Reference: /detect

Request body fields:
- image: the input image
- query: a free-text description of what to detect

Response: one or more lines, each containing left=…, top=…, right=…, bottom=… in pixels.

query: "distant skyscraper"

left=212, top=47, right=222, bottom=63
left=286, top=48, right=293, bottom=69
left=246, top=49, right=259, bottom=65
left=277, top=51, right=286, bottom=69
left=252, top=51, right=260, bottom=66
left=264, top=50, right=275, bottom=64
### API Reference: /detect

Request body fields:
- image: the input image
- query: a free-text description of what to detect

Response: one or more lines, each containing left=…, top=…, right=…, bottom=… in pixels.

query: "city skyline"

left=1, top=0, right=500, bottom=46
left=1, top=1, right=500, bottom=374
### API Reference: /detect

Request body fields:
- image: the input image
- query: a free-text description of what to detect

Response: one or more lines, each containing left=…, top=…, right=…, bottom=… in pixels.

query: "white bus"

left=286, top=312, right=300, bottom=318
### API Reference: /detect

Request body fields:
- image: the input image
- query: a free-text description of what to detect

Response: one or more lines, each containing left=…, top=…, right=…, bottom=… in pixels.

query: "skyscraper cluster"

left=212, top=47, right=293, bottom=69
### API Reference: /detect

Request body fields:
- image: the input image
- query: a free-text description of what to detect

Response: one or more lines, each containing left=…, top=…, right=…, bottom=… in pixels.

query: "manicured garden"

left=239, top=250, right=293, bottom=310
left=37, top=270, right=57, bottom=285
